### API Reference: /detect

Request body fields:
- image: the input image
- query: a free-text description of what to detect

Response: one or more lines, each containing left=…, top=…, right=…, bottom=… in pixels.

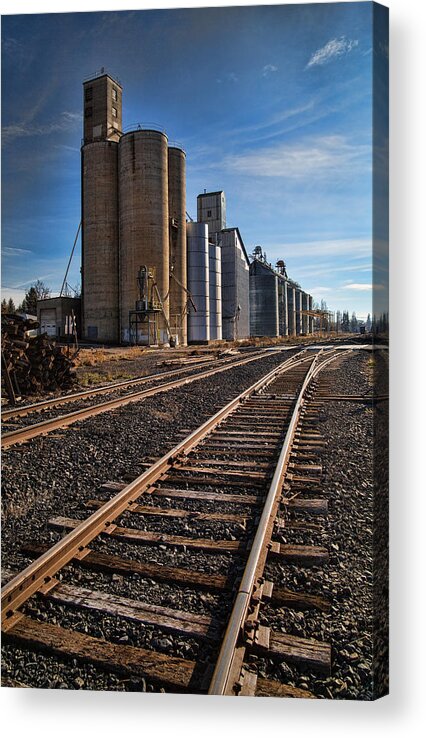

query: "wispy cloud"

left=2, top=246, right=32, bottom=256
left=9, top=275, right=55, bottom=289
left=2, top=111, right=82, bottom=145
left=272, top=238, right=372, bottom=259
left=216, top=72, right=239, bottom=84
left=262, top=64, right=278, bottom=77
left=306, top=36, right=359, bottom=69
left=343, top=283, right=372, bottom=291
left=223, top=135, right=371, bottom=180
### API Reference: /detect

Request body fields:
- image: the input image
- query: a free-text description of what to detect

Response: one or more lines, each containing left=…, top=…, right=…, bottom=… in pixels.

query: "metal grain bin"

left=287, top=283, right=296, bottom=337
left=278, top=276, right=289, bottom=336
left=209, top=241, right=222, bottom=341
left=302, top=292, right=309, bottom=334
left=119, top=129, right=169, bottom=343
left=249, top=259, right=279, bottom=337
left=187, top=222, right=210, bottom=343
left=81, top=140, right=119, bottom=342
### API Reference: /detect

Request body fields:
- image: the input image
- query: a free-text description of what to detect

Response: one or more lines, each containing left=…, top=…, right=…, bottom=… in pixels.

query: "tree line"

left=1, top=280, right=51, bottom=316
left=2, top=280, right=81, bottom=316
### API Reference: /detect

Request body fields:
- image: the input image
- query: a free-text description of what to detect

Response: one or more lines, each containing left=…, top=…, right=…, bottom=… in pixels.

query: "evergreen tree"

left=341, top=311, right=350, bottom=332
left=18, top=280, right=51, bottom=315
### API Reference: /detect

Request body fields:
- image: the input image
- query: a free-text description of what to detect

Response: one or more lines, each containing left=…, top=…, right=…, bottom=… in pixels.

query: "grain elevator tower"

left=81, top=72, right=123, bottom=343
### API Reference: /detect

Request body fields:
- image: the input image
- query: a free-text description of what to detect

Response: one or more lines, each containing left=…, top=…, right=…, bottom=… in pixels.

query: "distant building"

left=37, top=297, right=81, bottom=339
left=197, top=191, right=226, bottom=238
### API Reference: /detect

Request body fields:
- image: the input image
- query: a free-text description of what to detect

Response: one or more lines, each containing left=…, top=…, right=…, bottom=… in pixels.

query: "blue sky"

left=1, top=2, right=379, bottom=319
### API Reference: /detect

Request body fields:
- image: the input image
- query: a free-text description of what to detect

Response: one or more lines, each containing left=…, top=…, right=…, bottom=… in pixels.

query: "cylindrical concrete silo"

left=168, top=146, right=187, bottom=345
left=209, top=241, right=222, bottom=340
left=187, top=222, right=210, bottom=343
left=82, top=140, right=119, bottom=343
left=119, top=130, right=169, bottom=343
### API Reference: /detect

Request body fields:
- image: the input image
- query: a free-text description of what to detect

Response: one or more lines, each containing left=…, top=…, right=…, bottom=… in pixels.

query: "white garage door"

left=40, top=308, right=57, bottom=337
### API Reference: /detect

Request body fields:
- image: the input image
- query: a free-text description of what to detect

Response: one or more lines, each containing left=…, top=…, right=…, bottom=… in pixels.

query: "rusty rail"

left=1, top=349, right=310, bottom=450
left=1, top=351, right=314, bottom=626
left=208, top=349, right=343, bottom=695
left=0, top=348, right=275, bottom=422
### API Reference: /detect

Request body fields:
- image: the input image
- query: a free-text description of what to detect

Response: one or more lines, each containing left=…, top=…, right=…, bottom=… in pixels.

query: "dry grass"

left=75, top=347, right=147, bottom=367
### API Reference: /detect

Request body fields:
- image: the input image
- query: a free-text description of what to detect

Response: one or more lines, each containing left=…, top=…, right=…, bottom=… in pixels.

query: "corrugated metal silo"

left=168, top=146, right=187, bottom=345
left=302, top=292, right=309, bottom=334
left=187, top=222, right=210, bottom=343
left=308, top=295, right=314, bottom=334
left=278, top=276, right=288, bottom=336
left=119, top=129, right=169, bottom=342
left=287, top=283, right=296, bottom=336
left=82, top=140, right=119, bottom=342
left=295, top=288, right=302, bottom=335
left=209, top=241, right=222, bottom=340
left=249, top=260, right=279, bottom=337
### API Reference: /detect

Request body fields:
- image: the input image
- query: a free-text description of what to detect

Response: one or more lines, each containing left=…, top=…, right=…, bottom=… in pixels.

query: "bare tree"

left=18, top=280, right=51, bottom=315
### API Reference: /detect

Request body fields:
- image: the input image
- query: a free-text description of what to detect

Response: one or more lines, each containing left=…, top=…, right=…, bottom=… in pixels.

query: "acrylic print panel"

left=1, top=1, right=388, bottom=700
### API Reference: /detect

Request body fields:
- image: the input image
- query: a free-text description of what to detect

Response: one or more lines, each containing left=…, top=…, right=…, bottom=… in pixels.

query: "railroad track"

left=1, top=346, right=301, bottom=449
left=2, top=346, right=358, bottom=696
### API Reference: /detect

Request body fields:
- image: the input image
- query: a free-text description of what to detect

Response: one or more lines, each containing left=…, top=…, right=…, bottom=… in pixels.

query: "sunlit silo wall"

left=119, top=130, right=169, bottom=343
left=82, top=140, right=119, bottom=343
left=249, top=260, right=279, bottom=337
left=209, top=241, right=222, bottom=340
left=287, top=283, right=296, bottom=336
left=302, top=292, right=309, bottom=333
left=168, top=146, right=187, bottom=345
left=278, top=277, right=288, bottom=336
left=221, top=228, right=250, bottom=340
left=187, top=222, right=210, bottom=343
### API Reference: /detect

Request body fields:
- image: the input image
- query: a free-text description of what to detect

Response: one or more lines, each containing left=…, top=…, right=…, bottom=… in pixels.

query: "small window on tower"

left=112, top=88, right=118, bottom=101
left=112, top=106, right=117, bottom=118
left=85, top=106, right=93, bottom=118
left=85, top=87, right=93, bottom=101
left=207, top=210, right=212, bottom=217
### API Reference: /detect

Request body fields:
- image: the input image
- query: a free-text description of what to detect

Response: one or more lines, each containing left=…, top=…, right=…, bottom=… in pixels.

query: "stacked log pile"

left=1, top=314, right=76, bottom=399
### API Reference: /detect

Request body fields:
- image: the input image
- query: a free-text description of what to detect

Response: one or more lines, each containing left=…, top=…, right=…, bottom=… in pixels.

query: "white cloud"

left=2, top=246, right=32, bottom=256
left=262, top=64, right=278, bottom=77
left=2, top=111, right=82, bottom=145
left=306, top=36, right=359, bottom=69
left=344, top=283, right=372, bottom=291
left=224, top=135, right=371, bottom=180
left=1, top=286, right=26, bottom=306
left=271, top=238, right=372, bottom=259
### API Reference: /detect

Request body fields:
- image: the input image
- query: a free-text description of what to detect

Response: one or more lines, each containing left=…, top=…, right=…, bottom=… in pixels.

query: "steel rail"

left=208, top=348, right=344, bottom=695
left=1, top=349, right=311, bottom=449
left=1, top=352, right=315, bottom=626
left=1, top=350, right=270, bottom=422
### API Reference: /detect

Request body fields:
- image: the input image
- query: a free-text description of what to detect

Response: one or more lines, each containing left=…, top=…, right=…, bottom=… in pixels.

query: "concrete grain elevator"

left=81, top=71, right=187, bottom=345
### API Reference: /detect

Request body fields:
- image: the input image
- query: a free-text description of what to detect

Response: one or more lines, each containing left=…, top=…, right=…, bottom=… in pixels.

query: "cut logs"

left=1, top=314, right=76, bottom=401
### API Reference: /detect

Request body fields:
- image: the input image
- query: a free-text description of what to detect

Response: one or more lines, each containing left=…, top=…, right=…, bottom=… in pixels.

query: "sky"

left=1, top=1, right=383, bottom=320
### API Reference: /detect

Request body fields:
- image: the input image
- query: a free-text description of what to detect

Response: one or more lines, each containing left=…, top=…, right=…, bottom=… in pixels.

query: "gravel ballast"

left=1, top=348, right=382, bottom=699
